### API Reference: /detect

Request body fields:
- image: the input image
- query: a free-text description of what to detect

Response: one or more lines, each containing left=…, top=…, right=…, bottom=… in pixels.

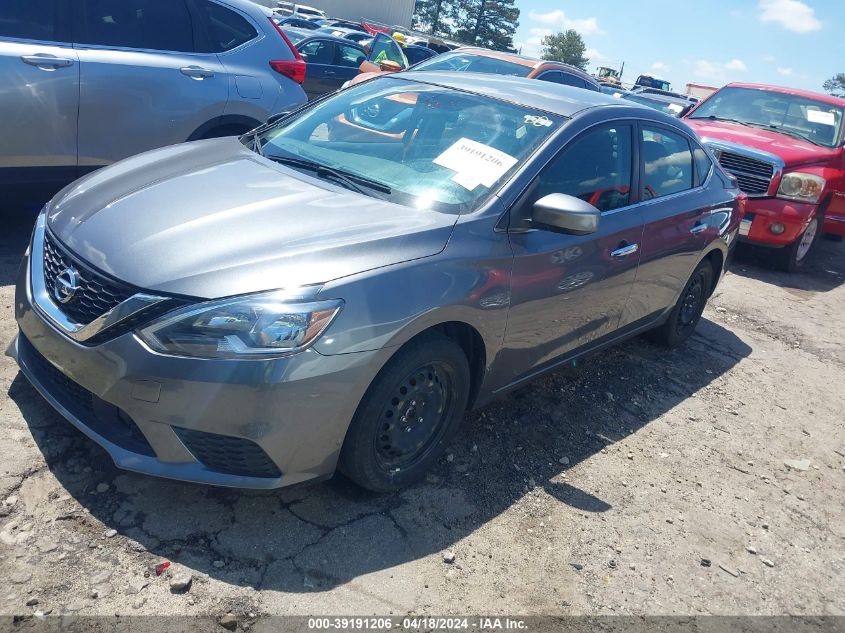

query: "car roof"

left=440, top=48, right=599, bottom=85
left=395, top=71, right=635, bottom=117
left=221, top=0, right=273, bottom=17
left=724, top=83, right=845, bottom=107
left=298, top=32, right=365, bottom=45
left=625, top=92, right=690, bottom=105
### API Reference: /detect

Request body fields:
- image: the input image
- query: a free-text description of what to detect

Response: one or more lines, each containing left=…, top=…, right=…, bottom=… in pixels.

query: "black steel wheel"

left=648, top=260, right=714, bottom=347
left=339, top=332, right=470, bottom=492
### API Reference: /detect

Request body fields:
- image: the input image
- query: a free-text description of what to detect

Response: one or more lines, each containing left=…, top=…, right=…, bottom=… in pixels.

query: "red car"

left=684, top=83, right=845, bottom=271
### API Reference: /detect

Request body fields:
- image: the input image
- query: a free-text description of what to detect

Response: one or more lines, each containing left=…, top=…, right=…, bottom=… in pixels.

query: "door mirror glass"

left=532, top=194, right=600, bottom=235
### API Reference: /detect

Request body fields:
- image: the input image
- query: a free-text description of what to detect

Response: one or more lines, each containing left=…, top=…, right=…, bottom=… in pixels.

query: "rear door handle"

left=324, top=70, right=336, bottom=76
left=21, top=55, right=74, bottom=69
left=180, top=66, right=214, bottom=79
left=690, top=223, right=708, bottom=235
left=610, top=243, right=639, bottom=258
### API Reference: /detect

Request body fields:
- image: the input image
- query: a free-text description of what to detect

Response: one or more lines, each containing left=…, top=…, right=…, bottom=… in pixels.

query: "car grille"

left=20, top=335, right=156, bottom=457
left=44, top=230, right=137, bottom=326
left=173, top=427, right=282, bottom=479
left=715, top=151, right=775, bottom=196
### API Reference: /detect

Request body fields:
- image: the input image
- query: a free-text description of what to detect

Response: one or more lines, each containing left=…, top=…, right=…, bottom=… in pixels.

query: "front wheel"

left=647, top=260, right=714, bottom=347
left=339, top=333, right=470, bottom=492
left=777, top=216, right=820, bottom=272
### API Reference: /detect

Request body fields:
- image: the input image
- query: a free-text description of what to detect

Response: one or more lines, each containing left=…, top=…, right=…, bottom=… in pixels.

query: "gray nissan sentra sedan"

left=9, top=72, right=742, bottom=492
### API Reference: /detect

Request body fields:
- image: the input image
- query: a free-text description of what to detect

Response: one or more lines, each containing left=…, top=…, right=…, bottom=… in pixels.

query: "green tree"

left=412, top=0, right=454, bottom=38
left=453, top=0, right=520, bottom=52
left=823, top=73, right=845, bottom=97
left=540, top=30, right=589, bottom=70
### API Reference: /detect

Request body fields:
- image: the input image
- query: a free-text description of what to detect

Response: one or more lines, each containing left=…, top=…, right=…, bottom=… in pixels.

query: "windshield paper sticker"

left=524, top=114, right=553, bottom=127
left=434, top=138, right=519, bottom=190
left=806, top=109, right=835, bottom=126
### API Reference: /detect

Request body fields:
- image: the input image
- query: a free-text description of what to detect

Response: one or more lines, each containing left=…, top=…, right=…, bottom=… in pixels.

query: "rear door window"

left=195, top=0, right=257, bottom=53
left=559, top=72, right=587, bottom=89
left=80, top=0, right=195, bottom=52
left=337, top=43, right=364, bottom=68
left=692, top=144, right=712, bottom=187
left=0, top=0, right=58, bottom=42
left=300, top=39, right=335, bottom=65
left=640, top=125, right=694, bottom=199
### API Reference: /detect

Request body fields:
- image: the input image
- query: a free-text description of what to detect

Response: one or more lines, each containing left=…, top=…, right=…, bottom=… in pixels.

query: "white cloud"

left=651, top=62, right=668, bottom=71
left=693, top=58, right=748, bottom=82
left=762, top=54, right=777, bottom=62
left=777, top=66, right=794, bottom=75
left=759, top=0, right=822, bottom=33
left=585, top=48, right=606, bottom=61
left=528, top=9, right=604, bottom=35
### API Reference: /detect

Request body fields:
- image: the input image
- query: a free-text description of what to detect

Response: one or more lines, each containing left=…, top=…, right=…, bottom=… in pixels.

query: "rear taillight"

left=270, top=59, right=306, bottom=84
left=268, top=18, right=306, bottom=85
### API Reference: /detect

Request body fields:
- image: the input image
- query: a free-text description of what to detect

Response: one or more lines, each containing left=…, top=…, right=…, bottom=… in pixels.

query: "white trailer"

left=252, top=0, right=416, bottom=27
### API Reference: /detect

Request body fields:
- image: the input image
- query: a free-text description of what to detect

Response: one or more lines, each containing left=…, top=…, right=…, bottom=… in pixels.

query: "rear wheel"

left=339, top=333, right=470, bottom=492
left=778, top=216, right=820, bottom=272
left=647, top=260, right=713, bottom=347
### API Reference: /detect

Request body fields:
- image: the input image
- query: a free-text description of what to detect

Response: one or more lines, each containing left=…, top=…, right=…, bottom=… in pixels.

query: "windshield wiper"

left=265, top=155, right=392, bottom=197
left=688, top=115, right=754, bottom=127
left=748, top=123, right=826, bottom=147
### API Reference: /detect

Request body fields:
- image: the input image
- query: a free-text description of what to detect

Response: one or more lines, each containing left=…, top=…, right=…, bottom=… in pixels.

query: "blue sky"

left=512, top=0, right=843, bottom=94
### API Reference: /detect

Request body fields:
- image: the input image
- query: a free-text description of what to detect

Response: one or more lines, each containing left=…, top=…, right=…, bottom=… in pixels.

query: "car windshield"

left=256, top=78, right=563, bottom=213
left=623, top=94, right=686, bottom=116
left=689, top=86, right=844, bottom=148
left=412, top=52, right=531, bottom=77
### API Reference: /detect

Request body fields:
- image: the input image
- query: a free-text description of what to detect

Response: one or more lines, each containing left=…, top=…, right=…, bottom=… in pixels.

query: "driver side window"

left=528, top=124, right=634, bottom=215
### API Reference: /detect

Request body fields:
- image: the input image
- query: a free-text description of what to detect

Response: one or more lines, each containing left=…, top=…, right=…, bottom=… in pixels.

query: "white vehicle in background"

left=274, top=2, right=327, bottom=19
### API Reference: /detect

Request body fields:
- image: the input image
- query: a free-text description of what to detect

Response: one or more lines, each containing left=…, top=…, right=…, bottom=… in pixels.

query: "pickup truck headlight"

left=138, top=292, right=343, bottom=359
left=777, top=172, right=825, bottom=203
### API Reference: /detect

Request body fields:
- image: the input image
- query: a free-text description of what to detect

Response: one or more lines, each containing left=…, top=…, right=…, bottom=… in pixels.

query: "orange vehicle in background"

left=344, top=34, right=602, bottom=92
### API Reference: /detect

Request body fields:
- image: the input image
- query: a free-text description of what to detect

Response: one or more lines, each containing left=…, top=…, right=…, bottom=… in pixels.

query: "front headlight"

left=777, top=172, right=825, bottom=203
left=138, top=292, right=343, bottom=359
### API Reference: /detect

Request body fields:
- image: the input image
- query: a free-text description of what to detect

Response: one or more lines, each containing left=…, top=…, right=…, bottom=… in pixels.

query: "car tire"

left=647, top=260, right=714, bottom=348
left=338, top=332, right=470, bottom=492
left=777, top=215, right=821, bottom=272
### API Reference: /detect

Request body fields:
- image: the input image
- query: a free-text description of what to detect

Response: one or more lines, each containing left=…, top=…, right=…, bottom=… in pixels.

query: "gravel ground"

left=1, top=207, right=844, bottom=620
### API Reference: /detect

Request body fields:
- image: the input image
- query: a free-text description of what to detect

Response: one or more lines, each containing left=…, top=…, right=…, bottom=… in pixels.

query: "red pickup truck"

left=684, top=83, right=845, bottom=271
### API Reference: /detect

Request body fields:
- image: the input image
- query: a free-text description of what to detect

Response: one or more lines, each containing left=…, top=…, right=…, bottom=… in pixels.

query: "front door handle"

left=324, top=70, right=336, bottom=76
left=610, top=243, right=639, bottom=258
left=690, top=223, right=708, bottom=235
left=180, top=66, right=214, bottom=79
left=21, top=55, right=74, bottom=69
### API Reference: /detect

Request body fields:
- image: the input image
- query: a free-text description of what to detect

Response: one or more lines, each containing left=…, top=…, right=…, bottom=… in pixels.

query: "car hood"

left=46, top=138, right=458, bottom=298
left=685, top=119, right=839, bottom=168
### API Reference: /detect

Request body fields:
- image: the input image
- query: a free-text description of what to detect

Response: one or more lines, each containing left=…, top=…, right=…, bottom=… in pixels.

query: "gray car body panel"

left=13, top=74, right=740, bottom=488
left=46, top=138, right=459, bottom=298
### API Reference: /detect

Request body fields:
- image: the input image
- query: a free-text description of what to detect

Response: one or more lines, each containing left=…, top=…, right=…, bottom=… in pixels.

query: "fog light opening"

left=770, top=223, right=786, bottom=235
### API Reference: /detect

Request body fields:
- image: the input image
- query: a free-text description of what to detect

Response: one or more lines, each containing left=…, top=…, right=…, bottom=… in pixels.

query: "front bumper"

left=738, top=198, right=817, bottom=247
left=11, top=249, right=381, bottom=489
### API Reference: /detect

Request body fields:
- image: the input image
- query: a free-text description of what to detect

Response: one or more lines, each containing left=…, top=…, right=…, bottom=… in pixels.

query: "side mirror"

left=532, top=194, right=600, bottom=235
left=379, top=60, right=402, bottom=72
left=267, top=111, right=293, bottom=125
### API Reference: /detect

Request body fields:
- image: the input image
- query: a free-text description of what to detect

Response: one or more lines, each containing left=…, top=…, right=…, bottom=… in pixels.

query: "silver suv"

left=0, top=0, right=307, bottom=195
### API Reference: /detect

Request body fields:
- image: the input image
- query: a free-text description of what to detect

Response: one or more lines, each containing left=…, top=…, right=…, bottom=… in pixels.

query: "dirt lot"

left=1, top=207, right=844, bottom=621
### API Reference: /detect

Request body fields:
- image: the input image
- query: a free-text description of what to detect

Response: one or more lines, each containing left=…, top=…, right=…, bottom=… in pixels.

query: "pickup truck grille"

left=715, top=151, right=775, bottom=196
